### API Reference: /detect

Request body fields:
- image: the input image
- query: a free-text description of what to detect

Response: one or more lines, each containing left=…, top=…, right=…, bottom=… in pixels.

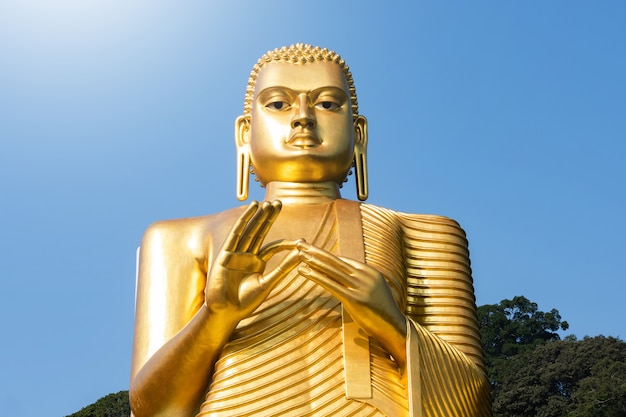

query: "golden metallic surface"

left=130, top=44, right=491, bottom=417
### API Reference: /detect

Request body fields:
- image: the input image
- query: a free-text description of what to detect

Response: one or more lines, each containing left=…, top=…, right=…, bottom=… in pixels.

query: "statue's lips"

left=286, top=132, right=322, bottom=148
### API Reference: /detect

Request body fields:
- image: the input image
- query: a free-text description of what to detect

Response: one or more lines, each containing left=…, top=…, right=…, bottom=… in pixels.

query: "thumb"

left=238, top=249, right=301, bottom=305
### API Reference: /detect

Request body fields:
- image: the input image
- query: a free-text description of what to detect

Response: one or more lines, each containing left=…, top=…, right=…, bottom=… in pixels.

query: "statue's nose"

left=291, top=94, right=316, bottom=129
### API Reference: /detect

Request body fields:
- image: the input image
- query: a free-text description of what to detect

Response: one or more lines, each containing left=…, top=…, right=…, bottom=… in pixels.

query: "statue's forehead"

left=254, top=61, right=349, bottom=94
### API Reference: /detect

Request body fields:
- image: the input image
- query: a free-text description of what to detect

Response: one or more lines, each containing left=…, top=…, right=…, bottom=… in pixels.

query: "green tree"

left=478, top=295, right=570, bottom=399
left=568, top=346, right=626, bottom=416
left=493, top=336, right=626, bottom=417
left=67, top=391, right=130, bottom=417
left=478, top=295, right=569, bottom=362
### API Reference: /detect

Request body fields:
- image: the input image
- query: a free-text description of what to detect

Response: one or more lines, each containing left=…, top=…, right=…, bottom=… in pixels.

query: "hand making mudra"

left=130, top=44, right=491, bottom=417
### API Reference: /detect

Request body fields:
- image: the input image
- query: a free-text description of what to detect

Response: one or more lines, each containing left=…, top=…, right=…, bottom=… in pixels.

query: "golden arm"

left=399, top=212, right=492, bottom=416
left=130, top=218, right=228, bottom=417
left=398, top=212, right=486, bottom=372
left=130, top=202, right=301, bottom=417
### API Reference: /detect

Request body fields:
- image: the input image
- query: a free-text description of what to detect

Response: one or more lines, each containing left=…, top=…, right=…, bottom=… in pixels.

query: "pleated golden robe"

left=197, top=201, right=491, bottom=417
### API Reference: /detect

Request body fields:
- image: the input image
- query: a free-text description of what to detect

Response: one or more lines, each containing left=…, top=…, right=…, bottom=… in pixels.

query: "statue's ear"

left=235, top=115, right=251, bottom=147
left=353, top=115, right=368, bottom=201
left=235, top=115, right=251, bottom=201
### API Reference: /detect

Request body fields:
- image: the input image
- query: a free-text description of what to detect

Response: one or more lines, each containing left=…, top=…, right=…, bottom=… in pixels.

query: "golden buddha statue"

left=130, top=44, right=492, bottom=417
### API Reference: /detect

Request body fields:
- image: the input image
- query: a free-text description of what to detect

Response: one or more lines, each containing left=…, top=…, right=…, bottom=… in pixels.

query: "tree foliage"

left=478, top=294, right=571, bottom=407
left=478, top=295, right=569, bottom=363
left=479, top=296, right=626, bottom=417
left=493, top=336, right=626, bottom=417
left=66, top=391, right=130, bottom=417
left=571, top=356, right=626, bottom=417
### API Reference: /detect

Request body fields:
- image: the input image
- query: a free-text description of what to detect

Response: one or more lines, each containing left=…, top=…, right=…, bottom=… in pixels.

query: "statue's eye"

left=266, top=101, right=290, bottom=111
left=316, top=101, right=339, bottom=111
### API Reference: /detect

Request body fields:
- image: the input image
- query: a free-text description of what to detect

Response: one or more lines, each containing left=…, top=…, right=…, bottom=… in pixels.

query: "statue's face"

left=247, top=61, right=355, bottom=185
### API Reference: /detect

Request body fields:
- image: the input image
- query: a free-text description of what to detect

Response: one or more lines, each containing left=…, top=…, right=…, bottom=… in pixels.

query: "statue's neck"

left=264, top=181, right=342, bottom=205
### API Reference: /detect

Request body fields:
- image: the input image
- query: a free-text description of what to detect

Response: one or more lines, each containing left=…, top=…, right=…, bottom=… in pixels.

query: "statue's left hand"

left=296, top=241, right=407, bottom=370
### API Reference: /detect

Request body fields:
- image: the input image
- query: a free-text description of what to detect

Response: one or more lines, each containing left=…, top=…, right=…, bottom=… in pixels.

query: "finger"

left=336, top=256, right=370, bottom=273
left=258, top=249, right=301, bottom=288
left=238, top=249, right=301, bottom=306
left=297, top=241, right=356, bottom=281
left=249, top=200, right=282, bottom=253
left=237, top=201, right=279, bottom=252
left=258, top=238, right=305, bottom=262
left=221, top=251, right=265, bottom=273
left=222, top=201, right=259, bottom=251
left=298, top=264, right=352, bottom=302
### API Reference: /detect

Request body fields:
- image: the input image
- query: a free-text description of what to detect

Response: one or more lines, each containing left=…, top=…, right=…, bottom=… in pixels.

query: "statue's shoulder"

left=360, top=203, right=464, bottom=231
left=141, top=205, right=248, bottom=250
left=361, top=203, right=469, bottom=257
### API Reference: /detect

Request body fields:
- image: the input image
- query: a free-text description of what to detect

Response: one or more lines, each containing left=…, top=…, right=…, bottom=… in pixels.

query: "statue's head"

left=235, top=44, right=368, bottom=201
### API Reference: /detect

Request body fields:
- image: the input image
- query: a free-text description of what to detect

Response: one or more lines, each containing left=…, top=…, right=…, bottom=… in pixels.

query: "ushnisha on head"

left=235, top=44, right=368, bottom=202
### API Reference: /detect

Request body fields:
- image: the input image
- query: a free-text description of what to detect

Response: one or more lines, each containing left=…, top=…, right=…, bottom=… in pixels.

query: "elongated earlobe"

left=353, top=115, right=368, bottom=201
left=235, top=115, right=251, bottom=201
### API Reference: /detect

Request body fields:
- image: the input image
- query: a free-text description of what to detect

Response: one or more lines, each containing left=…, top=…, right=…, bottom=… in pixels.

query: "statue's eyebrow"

left=256, top=87, right=296, bottom=101
left=257, top=86, right=347, bottom=102
left=308, top=87, right=348, bottom=102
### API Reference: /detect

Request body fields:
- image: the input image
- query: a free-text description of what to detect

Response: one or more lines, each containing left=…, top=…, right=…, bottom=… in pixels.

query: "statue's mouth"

left=286, top=132, right=322, bottom=149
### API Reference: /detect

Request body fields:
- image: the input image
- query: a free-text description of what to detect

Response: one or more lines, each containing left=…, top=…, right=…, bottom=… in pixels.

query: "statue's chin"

left=253, top=157, right=352, bottom=186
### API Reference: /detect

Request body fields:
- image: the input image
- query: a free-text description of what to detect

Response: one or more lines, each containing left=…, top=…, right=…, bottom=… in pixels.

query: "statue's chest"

left=264, top=202, right=338, bottom=242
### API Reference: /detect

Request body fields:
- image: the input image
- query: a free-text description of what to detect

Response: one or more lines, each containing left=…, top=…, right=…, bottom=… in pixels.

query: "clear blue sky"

left=1, top=1, right=624, bottom=416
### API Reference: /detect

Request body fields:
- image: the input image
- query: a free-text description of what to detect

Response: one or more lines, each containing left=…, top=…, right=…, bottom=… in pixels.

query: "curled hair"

left=243, top=44, right=359, bottom=119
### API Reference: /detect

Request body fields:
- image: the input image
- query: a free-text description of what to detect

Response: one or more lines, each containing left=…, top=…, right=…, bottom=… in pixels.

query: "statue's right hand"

left=205, top=200, right=300, bottom=325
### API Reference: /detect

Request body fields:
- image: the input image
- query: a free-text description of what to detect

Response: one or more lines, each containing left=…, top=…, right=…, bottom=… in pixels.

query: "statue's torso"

left=196, top=200, right=408, bottom=417
left=136, top=200, right=490, bottom=417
